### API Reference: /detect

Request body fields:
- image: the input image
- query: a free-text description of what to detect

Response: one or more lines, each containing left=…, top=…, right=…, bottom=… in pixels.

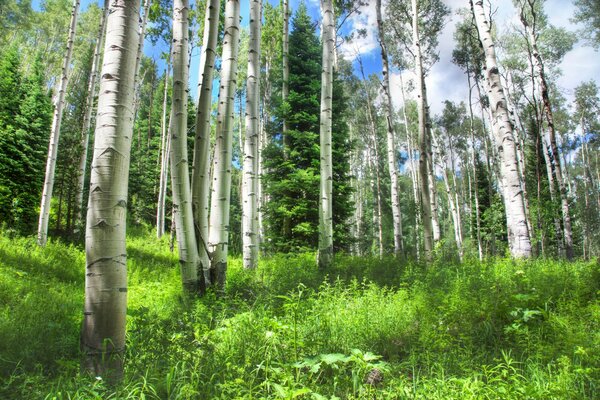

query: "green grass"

left=0, top=227, right=598, bottom=399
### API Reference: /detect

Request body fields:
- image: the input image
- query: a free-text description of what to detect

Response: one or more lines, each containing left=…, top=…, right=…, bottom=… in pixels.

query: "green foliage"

left=1, top=229, right=599, bottom=398
left=0, top=48, right=52, bottom=235
left=263, top=4, right=353, bottom=254
left=573, top=0, right=600, bottom=49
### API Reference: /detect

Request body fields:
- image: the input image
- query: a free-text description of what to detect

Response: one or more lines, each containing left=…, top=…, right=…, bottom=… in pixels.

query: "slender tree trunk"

left=134, top=0, right=150, bottom=86
left=399, top=73, right=421, bottom=260
left=357, top=56, right=383, bottom=258
left=76, top=0, right=108, bottom=225
left=318, top=0, right=335, bottom=269
left=208, top=0, right=240, bottom=289
left=37, top=0, right=80, bottom=246
left=157, top=62, right=171, bottom=238
left=466, top=70, right=483, bottom=260
left=472, top=0, right=532, bottom=257
left=192, top=0, right=220, bottom=285
left=376, top=0, right=404, bottom=257
left=282, top=0, right=290, bottom=158
left=411, top=0, right=434, bottom=260
left=504, top=70, right=536, bottom=249
left=81, top=0, right=140, bottom=380
left=242, top=0, right=262, bottom=269
left=519, top=5, right=573, bottom=259
left=169, top=0, right=200, bottom=294
left=433, top=130, right=463, bottom=260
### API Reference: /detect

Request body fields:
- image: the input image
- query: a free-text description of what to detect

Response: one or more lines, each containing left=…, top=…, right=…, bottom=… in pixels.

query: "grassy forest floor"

left=0, top=226, right=598, bottom=399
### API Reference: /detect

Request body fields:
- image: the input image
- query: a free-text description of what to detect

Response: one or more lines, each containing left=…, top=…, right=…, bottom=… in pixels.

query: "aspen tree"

left=318, top=0, right=334, bottom=269
left=156, top=61, right=171, bottom=238
left=410, top=0, right=434, bottom=259
left=282, top=0, right=290, bottom=156
left=208, top=0, right=240, bottom=288
left=37, top=0, right=80, bottom=246
left=471, top=0, right=532, bottom=257
left=518, top=0, right=573, bottom=259
left=76, top=0, right=108, bottom=224
left=192, top=0, right=220, bottom=285
left=242, top=0, right=262, bottom=269
left=169, top=0, right=200, bottom=293
left=376, top=0, right=404, bottom=257
left=81, top=0, right=140, bottom=379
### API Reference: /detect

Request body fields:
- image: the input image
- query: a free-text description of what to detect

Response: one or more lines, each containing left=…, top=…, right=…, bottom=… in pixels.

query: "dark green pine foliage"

left=129, top=58, right=164, bottom=226
left=53, top=44, right=95, bottom=237
left=263, top=4, right=353, bottom=253
left=0, top=48, right=52, bottom=234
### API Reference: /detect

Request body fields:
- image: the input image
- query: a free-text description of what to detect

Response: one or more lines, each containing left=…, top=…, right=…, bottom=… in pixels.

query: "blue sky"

left=33, top=0, right=600, bottom=117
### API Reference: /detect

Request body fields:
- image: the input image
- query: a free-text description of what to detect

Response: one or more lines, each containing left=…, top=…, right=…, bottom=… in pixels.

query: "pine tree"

left=0, top=50, right=52, bottom=234
left=263, top=4, right=352, bottom=254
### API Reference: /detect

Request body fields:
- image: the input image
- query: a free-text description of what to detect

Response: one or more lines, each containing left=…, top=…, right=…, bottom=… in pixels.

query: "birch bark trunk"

left=242, top=0, right=262, bottom=269
left=282, top=0, right=290, bottom=158
left=318, top=0, right=335, bottom=269
left=81, top=0, right=140, bottom=380
left=519, top=3, right=573, bottom=259
left=157, top=61, right=171, bottom=238
left=169, top=0, right=201, bottom=293
left=192, top=0, right=220, bottom=285
left=411, top=0, right=435, bottom=259
left=472, top=0, right=532, bottom=257
left=38, top=0, right=81, bottom=246
left=376, top=0, right=404, bottom=257
left=76, top=0, right=108, bottom=225
left=208, top=0, right=240, bottom=288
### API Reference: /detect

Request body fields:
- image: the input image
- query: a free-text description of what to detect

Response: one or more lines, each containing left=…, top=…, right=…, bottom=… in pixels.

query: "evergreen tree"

left=263, top=4, right=352, bottom=253
left=0, top=49, right=52, bottom=234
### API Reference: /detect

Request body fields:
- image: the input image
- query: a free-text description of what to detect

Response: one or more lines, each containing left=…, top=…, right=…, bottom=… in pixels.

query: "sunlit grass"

left=0, top=228, right=598, bottom=398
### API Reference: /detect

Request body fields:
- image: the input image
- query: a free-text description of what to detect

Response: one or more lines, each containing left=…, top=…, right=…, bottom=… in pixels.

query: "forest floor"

left=0, top=226, right=598, bottom=399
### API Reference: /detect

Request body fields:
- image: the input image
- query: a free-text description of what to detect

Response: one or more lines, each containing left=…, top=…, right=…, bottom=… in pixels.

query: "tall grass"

left=0, top=228, right=598, bottom=398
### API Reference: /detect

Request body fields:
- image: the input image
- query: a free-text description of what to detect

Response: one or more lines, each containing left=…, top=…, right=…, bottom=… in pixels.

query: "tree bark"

left=208, top=0, right=240, bottom=289
left=157, top=62, right=171, bottom=238
left=242, top=0, right=261, bottom=269
left=377, top=0, right=404, bottom=257
left=76, top=0, right=108, bottom=226
left=472, top=0, right=532, bottom=257
left=81, top=0, right=140, bottom=380
left=37, top=0, right=80, bottom=246
left=318, top=0, right=335, bottom=269
left=411, top=0, right=434, bottom=260
left=169, top=0, right=201, bottom=294
left=282, top=0, right=290, bottom=158
left=519, top=2, right=573, bottom=259
left=192, top=0, right=220, bottom=285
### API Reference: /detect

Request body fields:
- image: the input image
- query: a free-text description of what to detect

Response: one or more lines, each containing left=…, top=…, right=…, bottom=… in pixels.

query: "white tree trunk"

left=433, top=130, right=463, bottom=260
left=466, top=71, right=484, bottom=260
left=318, top=0, right=335, bottom=269
left=376, top=0, right=404, bottom=257
left=472, top=0, right=532, bottom=257
left=519, top=5, right=573, bottom=259
left=282, top=0, right=290, bottom=157
left=76, top=0, right=108, bottom=225
left=157, top=62, right=171, bottom=238
left=192, top=0, right=220, bottom=285
left=134, top=0, right=151, bottom=87
left=399, top=73, right=421, bottom=260
left=411, top=0, right=434, bottom=259
left=208, top=0, right=240, bottom=288
left=80, top=0, right=140, bottom=380
left=169, top=0, right=200, bottom=293
left=242, top=0, right=261, bottom=269
left=37, top=0, right=80, bottom=246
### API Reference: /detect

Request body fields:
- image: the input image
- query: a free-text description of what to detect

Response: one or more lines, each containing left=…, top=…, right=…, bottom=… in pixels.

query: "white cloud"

left=338, top=3, right=379, bottom=61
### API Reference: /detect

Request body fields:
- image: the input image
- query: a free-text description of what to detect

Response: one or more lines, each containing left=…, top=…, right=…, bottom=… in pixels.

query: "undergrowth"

left=0, top=226, right=598, bottom=399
